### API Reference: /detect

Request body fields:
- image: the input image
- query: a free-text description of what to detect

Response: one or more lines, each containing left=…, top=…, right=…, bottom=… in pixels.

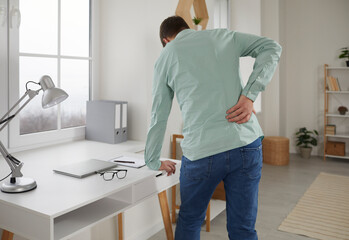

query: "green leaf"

left=192, top=17, right=202, bottom=25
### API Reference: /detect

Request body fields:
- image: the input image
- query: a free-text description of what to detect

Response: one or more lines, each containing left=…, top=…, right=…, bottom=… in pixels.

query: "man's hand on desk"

left=159, top=160, right=176, bottom=176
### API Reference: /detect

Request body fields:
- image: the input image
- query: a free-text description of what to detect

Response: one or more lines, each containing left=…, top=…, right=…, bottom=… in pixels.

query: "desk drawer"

left=133, top=176, right=157, bottom=202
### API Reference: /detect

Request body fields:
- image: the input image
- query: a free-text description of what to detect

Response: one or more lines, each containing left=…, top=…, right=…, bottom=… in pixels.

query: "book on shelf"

left=327, top=76, right=333, bottom=91
left=326, top=124, right=336, bottom=135
left=327, top=76, right=341, bottom=91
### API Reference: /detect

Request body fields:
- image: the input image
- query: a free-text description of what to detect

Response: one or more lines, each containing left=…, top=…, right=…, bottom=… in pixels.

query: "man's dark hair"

left=160, top=16, right=190, bottom=47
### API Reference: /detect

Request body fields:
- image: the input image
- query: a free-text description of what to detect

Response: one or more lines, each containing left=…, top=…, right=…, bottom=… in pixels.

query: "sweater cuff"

left=146, top=160, right=161, bottom=171
left=241, top=89, right=259, bottom=102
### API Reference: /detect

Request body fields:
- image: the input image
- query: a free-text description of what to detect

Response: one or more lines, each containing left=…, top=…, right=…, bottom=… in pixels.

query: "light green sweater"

left=145, top=29, right=282, bottom=170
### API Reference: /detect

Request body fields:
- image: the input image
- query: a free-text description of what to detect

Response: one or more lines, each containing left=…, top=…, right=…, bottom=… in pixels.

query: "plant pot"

left=339, top=111, right=347, bottom=115
left=346, top=61, right=349, bottom=67
left=300, top=147, right=312, bottom=159
left=195, top=25, right=202, bottom=31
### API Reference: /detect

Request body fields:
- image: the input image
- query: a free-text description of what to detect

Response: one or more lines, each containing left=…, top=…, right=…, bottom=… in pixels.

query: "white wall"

left=230, top=0, right=261, bottom=34
left=98, top=0, right=181, bottom=239
left=261, top=0, right=281, bottom=136
left=230, top=0, right=263, bottom=122
left=229, top=0, right=283, bottom=138
left=278, top=0, right=349, bottom=154
left=98, top=0, right=182, bottom=163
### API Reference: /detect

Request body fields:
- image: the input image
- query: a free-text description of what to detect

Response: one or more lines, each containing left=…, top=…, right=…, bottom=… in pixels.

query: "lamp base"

left=1, top=177, right=37, bottom=193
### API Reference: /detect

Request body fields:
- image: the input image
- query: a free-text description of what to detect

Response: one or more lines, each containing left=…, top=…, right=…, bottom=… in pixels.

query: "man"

left=144, top=16, right=281, bottom=240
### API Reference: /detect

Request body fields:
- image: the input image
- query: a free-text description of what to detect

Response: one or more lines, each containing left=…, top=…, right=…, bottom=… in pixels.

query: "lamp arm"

left=0, top=91, right=28, bottom=123
left=0, top=140, right=23, bottom=178
left=0, top=89, right=40, bottom=179
left=0, top=89, right=40, bottom=132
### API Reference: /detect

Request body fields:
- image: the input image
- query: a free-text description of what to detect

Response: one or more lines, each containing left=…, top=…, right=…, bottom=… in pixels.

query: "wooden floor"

left=149, top=154, right=349, bottom=240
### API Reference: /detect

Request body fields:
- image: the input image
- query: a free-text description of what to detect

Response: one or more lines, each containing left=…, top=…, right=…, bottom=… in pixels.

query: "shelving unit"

left=324, top=64, right=349, bottom=161
left=326, top=113, right=349, bottom=118
left=176, top=0, right=209, bottom=30
left=325, top=134, right=349, bottom=139
left=327, top=91, right=349, bottom=94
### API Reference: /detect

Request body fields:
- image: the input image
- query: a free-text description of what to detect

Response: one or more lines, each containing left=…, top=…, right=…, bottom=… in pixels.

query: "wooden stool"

left=262, top=136, right=289, bottom=165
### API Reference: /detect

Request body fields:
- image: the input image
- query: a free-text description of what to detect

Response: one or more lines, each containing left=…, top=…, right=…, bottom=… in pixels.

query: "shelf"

left=326, top=91, right=349, bottom=94
left=174, top=199, right=226, bottom=222
left=325, top=154, right=349, bottom=160
left=326, top=67, right=349, bottom=70
left=175, top=0, right=209, bottom=30
left=326, top=114, right=349, bottom=118
left=54, top=198, right=131, bottom=240
left=207, top=199, right=226, bottom=221
left=326, top=134, right=349, bottom=139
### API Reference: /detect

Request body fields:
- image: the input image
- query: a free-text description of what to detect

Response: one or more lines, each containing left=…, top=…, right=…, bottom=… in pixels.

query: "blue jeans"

left=175, top=138, right=262, bottom=240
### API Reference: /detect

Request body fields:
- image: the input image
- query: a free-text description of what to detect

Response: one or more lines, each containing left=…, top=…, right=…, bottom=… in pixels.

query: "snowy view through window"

left=18, top=0, right=90, bottom=135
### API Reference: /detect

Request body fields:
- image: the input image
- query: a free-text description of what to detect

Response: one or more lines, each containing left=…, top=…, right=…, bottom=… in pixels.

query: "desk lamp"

left=0, top=75, right=68, bottom=193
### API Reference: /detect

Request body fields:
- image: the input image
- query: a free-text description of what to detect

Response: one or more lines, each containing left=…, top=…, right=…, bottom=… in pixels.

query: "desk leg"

left=118, top=213, right=123, bottom=240
left=171, top=185, right=176, bottom=223
left=1, top=230, right=14, bottom=240
left=158, top=190, right=174, bottom=240
left=206, top=202, right=210, bottom=232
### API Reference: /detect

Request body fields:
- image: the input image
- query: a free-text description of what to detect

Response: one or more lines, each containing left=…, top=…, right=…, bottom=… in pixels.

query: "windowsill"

left=8, top=126, right=86, bottom=154
left=3, top=139, right=146, bottom=162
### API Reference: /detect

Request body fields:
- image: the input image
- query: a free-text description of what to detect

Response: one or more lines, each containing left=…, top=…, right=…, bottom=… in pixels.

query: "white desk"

left=0, top=140, right=180, bottom=240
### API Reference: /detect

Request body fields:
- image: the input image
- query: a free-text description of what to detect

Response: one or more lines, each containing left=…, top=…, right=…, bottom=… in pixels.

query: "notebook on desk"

left=53, top=159, right=118, bottom=178
left=109, top=155, right=146, bottom=168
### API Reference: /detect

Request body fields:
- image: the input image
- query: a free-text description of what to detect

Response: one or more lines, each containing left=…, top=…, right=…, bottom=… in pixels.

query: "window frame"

left=7, top=0, right=96, bottom=151
left=0, top=0, right=8, bottom=148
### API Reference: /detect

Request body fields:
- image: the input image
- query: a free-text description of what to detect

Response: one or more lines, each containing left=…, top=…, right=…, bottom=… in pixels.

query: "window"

left=0, top=0, right=8, bottom=148
left=8, top=0, right=91, bottom=148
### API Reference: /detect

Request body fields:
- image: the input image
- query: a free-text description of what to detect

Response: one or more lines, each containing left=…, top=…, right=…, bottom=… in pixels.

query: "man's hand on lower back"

left=226, top=95, right=255, bottom=124
left=159, top=160, right=176, bottom=176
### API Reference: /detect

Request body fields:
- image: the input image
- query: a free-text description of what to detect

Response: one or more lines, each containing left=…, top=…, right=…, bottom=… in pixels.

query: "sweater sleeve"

left=144, top=64, right=174, bottom=170
left=234, top=32, right=282, bottom=102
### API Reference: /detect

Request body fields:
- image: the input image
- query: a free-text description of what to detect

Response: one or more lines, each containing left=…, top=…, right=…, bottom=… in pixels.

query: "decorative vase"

left=300, top=147, right=312, bottom=159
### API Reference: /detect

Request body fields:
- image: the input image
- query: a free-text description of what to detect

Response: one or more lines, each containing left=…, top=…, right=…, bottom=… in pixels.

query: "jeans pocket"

left=182, top=155, right=212, bottom=180
left=240, top=144, right=263, bottom=180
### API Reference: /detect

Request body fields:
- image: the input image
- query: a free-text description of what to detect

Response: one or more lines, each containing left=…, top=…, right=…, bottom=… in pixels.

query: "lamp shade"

left=39, top=75, right=69, bottom=109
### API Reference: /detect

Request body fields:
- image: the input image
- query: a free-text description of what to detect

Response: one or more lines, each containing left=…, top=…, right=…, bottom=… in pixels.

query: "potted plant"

left=338, top=47, right=349, bottom=67
left=338, top=106, right=348, bottom=115
left=296, top=127, right=319, bottom=158
left=192, top=16, right=202, bottom=31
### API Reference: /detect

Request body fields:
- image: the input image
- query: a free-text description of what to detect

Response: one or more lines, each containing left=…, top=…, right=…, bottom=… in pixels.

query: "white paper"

left=110, top=155, right=145, bottom=168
